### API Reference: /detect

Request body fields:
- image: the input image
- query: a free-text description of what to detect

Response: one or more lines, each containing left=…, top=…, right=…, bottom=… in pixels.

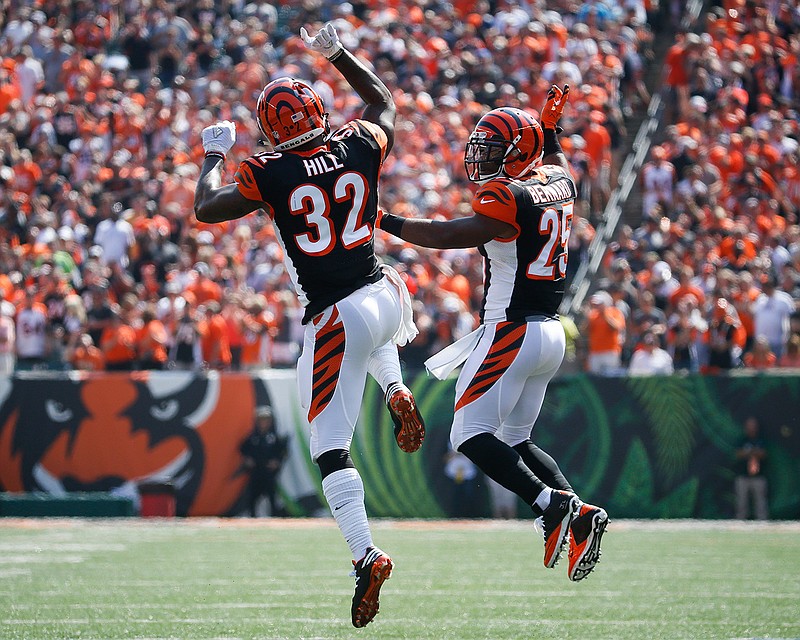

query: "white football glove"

left=299, top=23, right=343, bottom=60
left=201, top=120, right=236, bottom=157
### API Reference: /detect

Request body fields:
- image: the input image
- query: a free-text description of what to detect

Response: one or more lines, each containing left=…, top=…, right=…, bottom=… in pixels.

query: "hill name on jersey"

left=302, top=154, right=344, bottom=177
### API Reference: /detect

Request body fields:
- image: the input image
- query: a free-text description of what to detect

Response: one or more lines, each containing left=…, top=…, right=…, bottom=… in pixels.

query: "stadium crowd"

left=591, top=0, right=800, bottom=374
left=0, top=0, right=797, bottom=376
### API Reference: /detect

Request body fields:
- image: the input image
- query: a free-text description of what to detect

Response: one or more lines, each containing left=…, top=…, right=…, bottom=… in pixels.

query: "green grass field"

left=1, top=518, right=798, bottom=640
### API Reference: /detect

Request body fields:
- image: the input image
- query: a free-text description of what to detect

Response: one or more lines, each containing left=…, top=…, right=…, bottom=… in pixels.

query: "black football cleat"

left=351, top=546, right=393, bottom=628
left=541, top=490, right=579, bottom=569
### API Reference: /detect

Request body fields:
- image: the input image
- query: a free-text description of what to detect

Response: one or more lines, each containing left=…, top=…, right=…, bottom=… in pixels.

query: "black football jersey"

left=235, top=120, right=387, bottom=323
left=471, top=165, right=577, bottom=321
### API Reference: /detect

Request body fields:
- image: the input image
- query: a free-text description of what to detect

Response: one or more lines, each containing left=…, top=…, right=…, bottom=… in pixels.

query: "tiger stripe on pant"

left=450, top=319, right=566, bottom=451
left=308, top=307, right=345, bottom=422
left=455, top=322, right=526, bottom=411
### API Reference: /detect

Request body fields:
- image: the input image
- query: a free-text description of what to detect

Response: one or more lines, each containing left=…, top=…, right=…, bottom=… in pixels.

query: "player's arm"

left=377, top=211, right=513, bottom=249
left=301, top=24, right=395, bottom=153
left=539, top=84, right=571, bottom=172
left=193, top=121, right=263, bottom=223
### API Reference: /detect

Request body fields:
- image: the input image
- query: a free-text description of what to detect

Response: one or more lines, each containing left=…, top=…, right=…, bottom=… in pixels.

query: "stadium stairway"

left=561, top=0, right=706, bottom=316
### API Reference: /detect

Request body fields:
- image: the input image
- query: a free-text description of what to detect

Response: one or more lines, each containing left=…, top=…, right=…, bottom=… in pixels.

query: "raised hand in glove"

left=540, top=84, right=570, bottom=131
left=201, top=120, right=236, bottom=158
left=299, top=23, right=343, bottom=61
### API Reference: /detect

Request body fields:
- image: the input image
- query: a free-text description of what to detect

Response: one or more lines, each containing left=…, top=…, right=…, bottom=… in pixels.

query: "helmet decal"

left=257, top=78, right=328, bottom=151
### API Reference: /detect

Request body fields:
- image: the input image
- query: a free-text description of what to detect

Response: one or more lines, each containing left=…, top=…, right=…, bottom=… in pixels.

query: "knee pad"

left=316, top=448, right=354, bottom=479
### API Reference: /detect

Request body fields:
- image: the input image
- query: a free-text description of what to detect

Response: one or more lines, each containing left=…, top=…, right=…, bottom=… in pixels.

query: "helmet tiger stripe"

left=256, top=77, right=328, bottom=151
left=465, top=107, right=543, bottom=181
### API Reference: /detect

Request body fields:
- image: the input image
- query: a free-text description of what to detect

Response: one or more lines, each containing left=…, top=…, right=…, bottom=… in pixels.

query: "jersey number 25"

left=527, top=201, right=574, bottom=281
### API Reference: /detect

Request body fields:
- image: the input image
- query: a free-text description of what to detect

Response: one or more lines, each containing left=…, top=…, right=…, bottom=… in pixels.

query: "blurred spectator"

left=705, top=298, right=742, bottom=372
left=443, top=445, right=480, bottom=519
left=742, top=335, right=777, bottom=370
left=751, top=275, right=796, bottom=359
left=84, top=282, right=114, bottom=347
left=778, top=334, right=800, bottom=368
left=198, top=301, right=231, bottom=371
left=169, top=305, right=202, bottom=370
left=15, top=288, right=48, bottom=370
left=137, top=304, right=169, bottom=370
left=65, top=332, right=105, bottom=371
left=239, top=294, right=276, bottom=370
left=0, top=300, right=16, bottom=374
left=187, top=261, right=222, bottom=305
left=583, top=291, right=626, bottom=374
left=734, top=416, right=769, bottom=521
left=628, top=329, right=674, bottom=376
left=668, top=266, right=706, bottom=316
left=432, top=295, right=476, bottom=356
left=640, top=145, right=676, bottom=219
left=221, top=294, right=245, bottom=370
left=13, top=45, right=44, bottom=105
left=62, top=293, right=87, bottom=341
left=93, top=200, right=136, bottom=269
left=99, top=308, right=137, bottom=371
left=666, top=295, right=706, bottom=373
left=487, top=476, right=518, bottom=519
left=631, top=290, right=667, bottom=344
left=663, top=32, right=701, bottom=121
left=239, top=405, right=288, bottom=518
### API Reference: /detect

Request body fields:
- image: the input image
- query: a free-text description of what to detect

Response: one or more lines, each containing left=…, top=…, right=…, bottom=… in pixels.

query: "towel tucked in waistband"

left=380, top=264, right=419, bottom=346
left=424, top=326, right=485, bottom=380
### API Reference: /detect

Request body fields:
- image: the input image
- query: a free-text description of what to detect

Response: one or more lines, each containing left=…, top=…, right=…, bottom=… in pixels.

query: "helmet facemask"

left=465, top=132, right=510, bottom=182
left=464, top=107, right=544, bottom=182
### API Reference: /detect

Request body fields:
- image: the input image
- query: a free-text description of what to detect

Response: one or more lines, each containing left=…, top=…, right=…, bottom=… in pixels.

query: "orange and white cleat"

left=567, top=502, right=609, bottom=581
left=386, top=384, right=425, bottom=453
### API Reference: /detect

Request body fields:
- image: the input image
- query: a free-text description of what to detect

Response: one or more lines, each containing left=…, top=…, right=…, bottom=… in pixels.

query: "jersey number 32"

left=290, top=172, right=371, bottom=256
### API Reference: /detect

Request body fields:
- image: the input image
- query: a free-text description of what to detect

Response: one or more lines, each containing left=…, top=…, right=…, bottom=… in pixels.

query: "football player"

left=377, top=85, right=609, bottom=581
left=193, top=23, right=424, bottom=626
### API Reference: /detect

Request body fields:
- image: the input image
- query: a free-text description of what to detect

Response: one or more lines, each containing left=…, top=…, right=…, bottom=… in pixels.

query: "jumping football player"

left=377, top=85, right=609, bottom=581
left=193, top=23, right=424, bottom=626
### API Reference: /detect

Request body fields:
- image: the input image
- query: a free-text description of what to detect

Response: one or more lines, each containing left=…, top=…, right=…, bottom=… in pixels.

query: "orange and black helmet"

left=464, top=107, right=543, bottom=182
left=256, top=77, right=328, bottom=151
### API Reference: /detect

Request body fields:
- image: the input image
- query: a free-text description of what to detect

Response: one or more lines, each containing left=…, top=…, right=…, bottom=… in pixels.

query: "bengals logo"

left=0, top=372, right=269, bottom=516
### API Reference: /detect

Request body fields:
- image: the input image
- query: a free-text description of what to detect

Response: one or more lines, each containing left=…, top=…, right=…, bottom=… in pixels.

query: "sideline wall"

left=1, top=370, right=797, bottom=519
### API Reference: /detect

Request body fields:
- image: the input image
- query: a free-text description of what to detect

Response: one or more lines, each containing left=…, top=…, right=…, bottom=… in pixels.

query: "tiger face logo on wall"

left=0, top=372, right=263, bottom=516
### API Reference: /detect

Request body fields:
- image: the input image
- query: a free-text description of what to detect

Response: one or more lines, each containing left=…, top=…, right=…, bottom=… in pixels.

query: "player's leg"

left=451, top=321, right=578, bottom=568
left=264, top=477, right=279, bottom=516
left=367, top=342, right=425, bottom=452
left=501, top=380, right=573, bottom=493
left=367, top=276, right=426, bottom=453
left=503, top=320, right=608, bottom=580
left=298, top=285, right=398, bottom=627
left=246, top=479, right=258, bottom=518
left=499, top=321, right=573, bottom=492
left=753, top=477, right=768, bottom=520
left=735, top=476, right=748, bottom=519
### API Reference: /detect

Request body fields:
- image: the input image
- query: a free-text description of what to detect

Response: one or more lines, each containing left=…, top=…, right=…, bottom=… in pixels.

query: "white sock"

left=322, top=468, right=374, bottom=561
left=367, top=343, right=403, bottom=396
left=534, top=488, right=552, bottom=512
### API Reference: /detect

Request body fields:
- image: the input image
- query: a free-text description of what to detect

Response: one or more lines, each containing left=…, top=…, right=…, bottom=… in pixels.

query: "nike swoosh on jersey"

left=480, top=197, right=495, bottom=204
